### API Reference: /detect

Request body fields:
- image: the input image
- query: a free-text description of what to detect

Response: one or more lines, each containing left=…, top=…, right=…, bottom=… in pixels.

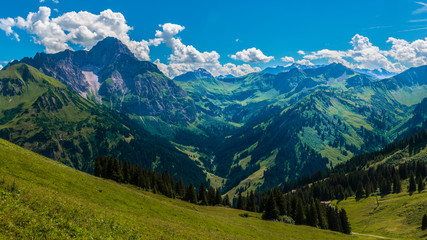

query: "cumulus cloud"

left=297, top=50, right=305, bottom=55
left=0, top=65, right=2, bottom=70
left=152, top=23, right=260, bottom=77
left=295, top=59, right=314, bottom=66
left=0, top=7, right=151, bottom=60
left=298, top=34, right=427, bottom=72
left=230, top=47, right=274, bottom=63
left=281, top=56, right=295, bottom=63
left=40, top=0, right=59, bottom=3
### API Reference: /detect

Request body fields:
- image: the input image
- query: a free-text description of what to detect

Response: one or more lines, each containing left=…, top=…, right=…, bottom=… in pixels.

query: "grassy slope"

left=334, top=188, right=427, bottom=239
left=0, top=139, right=371, bottom=239
left=333, top=144, right=427, bottom=239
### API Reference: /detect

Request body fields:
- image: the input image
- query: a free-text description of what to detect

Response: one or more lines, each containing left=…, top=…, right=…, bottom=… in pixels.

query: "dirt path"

left=352, top=232, right=397, bottom=239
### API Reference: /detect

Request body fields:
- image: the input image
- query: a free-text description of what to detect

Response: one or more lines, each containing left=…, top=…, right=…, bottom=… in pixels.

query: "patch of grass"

left=334, top=188, right=427, bottom=239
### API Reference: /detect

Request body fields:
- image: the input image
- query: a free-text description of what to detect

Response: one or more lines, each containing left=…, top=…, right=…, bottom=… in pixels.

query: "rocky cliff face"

left=10, top=37, right=196, bottom=124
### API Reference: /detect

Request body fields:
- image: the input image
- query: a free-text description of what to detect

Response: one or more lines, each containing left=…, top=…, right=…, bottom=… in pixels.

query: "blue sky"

left=0, top=0, right=426, bottom=77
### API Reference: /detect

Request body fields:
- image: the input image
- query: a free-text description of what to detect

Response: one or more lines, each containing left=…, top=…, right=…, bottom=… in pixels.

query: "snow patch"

left=82, top=71, right=101, bottom=103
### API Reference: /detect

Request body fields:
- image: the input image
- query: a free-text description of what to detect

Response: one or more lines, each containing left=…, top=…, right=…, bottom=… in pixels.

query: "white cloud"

left=297, top=50, right=305, bottom=55
left=0, top=7, right=151, bottom=60
left=230, top=47, right=274, bottom=63
left=299, top=34, right=422, bottom=72
left=295, top=59, right=314, bottom=66
left=281, top=56, right=295, bottom=63
left=40, top=0, right=59, bottom=3
left=0, top=64, right=2, bottom=70
left=152, top=23, right=260, bottom=77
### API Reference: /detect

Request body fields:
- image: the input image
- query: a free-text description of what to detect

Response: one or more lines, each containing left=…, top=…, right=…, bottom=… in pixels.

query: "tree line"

left=94, top=156, right=231, bottom=206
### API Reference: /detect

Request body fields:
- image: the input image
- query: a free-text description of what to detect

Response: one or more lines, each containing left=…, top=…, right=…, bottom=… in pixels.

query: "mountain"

left=9, top=37, right=196, bottom=125
left=179, top=63, right=376, bottom=124
left=173, top=68, right=214, bottom=81
left=211, top=64, right=427, bottom=195
left=0, top=63, right=206, bottom=184
left=354, top=68, right=397, bottom=79
left=217, top=74, right=235, bottom=79
left=261, top=63, right=321, bottom=75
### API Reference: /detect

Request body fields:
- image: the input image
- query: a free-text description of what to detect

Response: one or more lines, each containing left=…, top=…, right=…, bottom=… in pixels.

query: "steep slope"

left=0, top=63, right=205, bottom=184
left=0, top=139, right=369, bottom=239
left=10, top=37, right=196, bottom=125
left=216, top=65, right=427, bottom=196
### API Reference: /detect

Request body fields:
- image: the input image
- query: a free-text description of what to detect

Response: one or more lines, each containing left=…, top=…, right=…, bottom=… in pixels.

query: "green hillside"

left=0, top=138, right=372, bottom=239
left=334, top=190, right=427, bottom=240
left=0, top=63, right=206, bottom=185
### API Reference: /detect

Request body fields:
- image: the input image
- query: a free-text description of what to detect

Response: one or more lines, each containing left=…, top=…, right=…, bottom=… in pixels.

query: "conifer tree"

left=409, top=173, right=417, bottom=193
left=422, top=214, right=427, bottom=230
left=175, top=177, right=185, bottom=198
left=295, top=198, right=305, bottom=225
left=393, top=174, right=401, bottom=194
left=94, top=156, right=103, bottom=177
left=185, top=184, right=197, bottom=204
left=340, top=208, right=351, bottom=234
left=198, top=182, right=208, bottom=205
left=307, top=202, right=318, bottom=227
left=236, top=192, right=245, bottom=210
left=356, top=182, right=364, bottom=200
left=215, top=188, right=222, bottom=205
left=207, top=186, right=216, bottom=205
left=246, top=191, right=256, bottom=212
left=418, top=177, right=425, bottom=193
left=123, top=160, right=131, bottom=183
left=222, top=194, right=231, bottom=207
left=262, top=192, right=279, bottom=220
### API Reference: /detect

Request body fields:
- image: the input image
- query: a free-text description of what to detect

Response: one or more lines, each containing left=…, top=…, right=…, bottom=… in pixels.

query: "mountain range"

left=1, top=37, right=427, bottom=197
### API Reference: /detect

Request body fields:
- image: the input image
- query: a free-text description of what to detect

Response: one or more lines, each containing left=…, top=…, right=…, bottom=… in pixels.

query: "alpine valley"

left=1, top=35, right=427, bottom=239
left=2, top=37, right=427, bottom=197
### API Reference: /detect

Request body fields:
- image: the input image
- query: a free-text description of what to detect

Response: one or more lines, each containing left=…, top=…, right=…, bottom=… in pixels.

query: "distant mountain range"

left=173, top=68, right=214, bottom=81
left=1, top=37, right=426, bottom=197
left=260, top=63, right=398, bottom=80
left=261, top=63, right=322, bottom=75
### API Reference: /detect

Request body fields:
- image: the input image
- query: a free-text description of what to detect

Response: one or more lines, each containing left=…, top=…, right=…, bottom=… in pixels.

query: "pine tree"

left=222, top=194, right=231, bottom=207
left=215, top=188, right=222, bottom=205
left=307, top=202, right=318, bottom=227
left=207, top=186, right=216, bottom=205
left=327, top=206, right=341, bottom=232
left=295, top=198, right=305, bottom=225
left=409, top=173, right=417, bottom=193
left=122, top=160, right=131, bottom=183
left=422, top=214, right=427, bottom=230
left=184, top=184, right=197, bottom=204
left=236, top=192, right=245, bottom=210
left=246, top=191, right=256, bottom=212
left=94, top=156, right=103, bottom=177
left=356, top=182, right=364, bottom=200
left=262, top=192, right=279, bottom=220
left=418, top=177, right=425, bottom=193
left=393, top=174, right=401, bottom=194
left=340, top=208, right=351, bottom=234
left=175, top=177, right=185, bottom=198
left=315, top=200, right=327, bottom=229
left=197, top=182, right=208, bottom=205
